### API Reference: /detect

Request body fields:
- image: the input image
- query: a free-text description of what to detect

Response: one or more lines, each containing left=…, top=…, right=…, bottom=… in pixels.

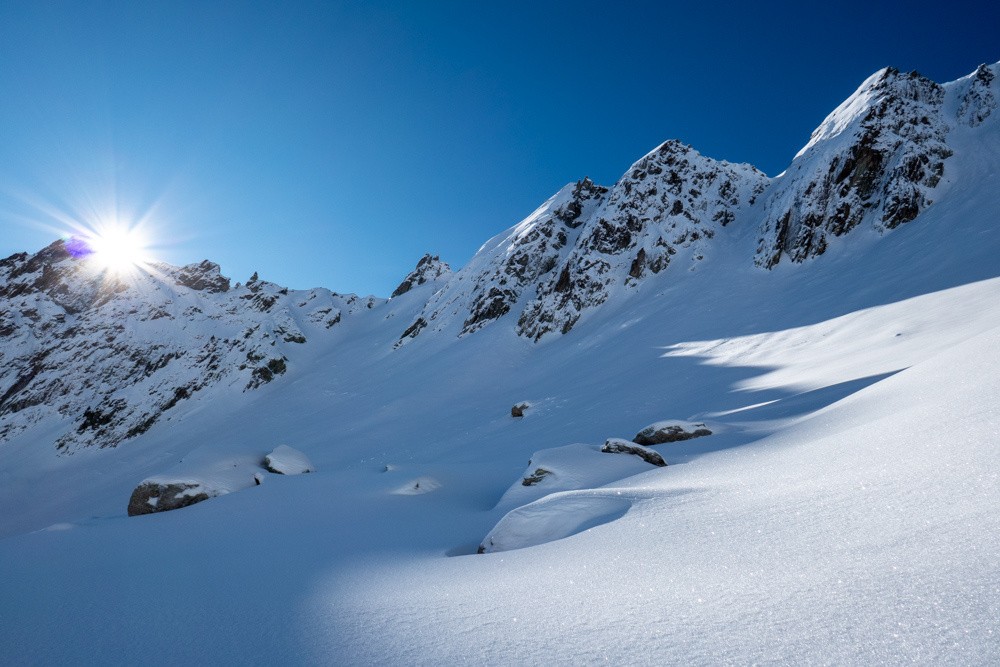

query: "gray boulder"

left=127, top=481, right=218, bottom=516
left=601, top=438, right=667, bottom=467
left=633, top=420, right=712, bottom=445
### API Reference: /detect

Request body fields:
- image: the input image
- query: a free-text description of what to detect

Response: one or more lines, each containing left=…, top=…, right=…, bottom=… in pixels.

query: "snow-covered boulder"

left=479, top=492, right=632, bottom=554
left=262, top=445, right=315, bottom=475
left=494, top=443, right=658, bottom=513
left=127, top=480, right=220, bottom=516
left=601, top=438, right=667, bottom=466
left=632, top=420, right=712, bottom=445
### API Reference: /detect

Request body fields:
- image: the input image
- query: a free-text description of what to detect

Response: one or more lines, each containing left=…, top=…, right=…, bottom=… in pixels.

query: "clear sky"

left=1, top=1, right=997, bottom=296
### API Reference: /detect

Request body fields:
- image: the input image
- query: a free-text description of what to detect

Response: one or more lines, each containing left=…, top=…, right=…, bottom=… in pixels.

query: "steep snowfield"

left=1, top=64, right=999, bottom=664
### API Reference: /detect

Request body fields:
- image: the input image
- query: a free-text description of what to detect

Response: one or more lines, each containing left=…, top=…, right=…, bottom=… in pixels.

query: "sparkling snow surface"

left=1, top=67, right=999, bottom=664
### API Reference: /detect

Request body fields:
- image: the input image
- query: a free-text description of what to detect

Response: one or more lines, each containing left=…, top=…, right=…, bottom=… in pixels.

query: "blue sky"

left=1, top=1, right=997, bottom=296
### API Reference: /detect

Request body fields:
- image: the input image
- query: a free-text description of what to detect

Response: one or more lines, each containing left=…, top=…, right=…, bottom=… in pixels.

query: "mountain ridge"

left=0, top=62, right=997, bottom=454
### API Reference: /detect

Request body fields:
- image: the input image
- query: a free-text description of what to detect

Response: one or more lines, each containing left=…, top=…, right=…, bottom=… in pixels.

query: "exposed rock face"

left=517, top=142, right=766, bottom=340
left=391, top=254, right=452, bottom=298
left=127, top=481, right=216, bottom=516
left=0, top=240, right=382, bottom=452
left=399, top=144, right=765, bottom=342
left=756, top=68, right=954, bottom=268
left=958, top=64, right=997, bottom=127
left=633, top=421, right=712, bottom=445
left=397, top=178, right=608, bottom=343
left=601, top=438, right=667, bottom=467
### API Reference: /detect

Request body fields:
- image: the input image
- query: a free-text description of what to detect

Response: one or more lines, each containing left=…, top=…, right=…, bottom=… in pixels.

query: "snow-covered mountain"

left=0, top=246, right=379, bottom=451
left=1, top=62, right=999, bottom=664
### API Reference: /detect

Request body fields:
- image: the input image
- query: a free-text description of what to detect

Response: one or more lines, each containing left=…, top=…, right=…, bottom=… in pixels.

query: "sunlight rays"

left=1, top=174, right=183, bottom=284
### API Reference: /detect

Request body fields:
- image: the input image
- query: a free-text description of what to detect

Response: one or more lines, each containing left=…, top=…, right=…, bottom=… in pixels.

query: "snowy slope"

left=1, top=62, right=999, bottom=665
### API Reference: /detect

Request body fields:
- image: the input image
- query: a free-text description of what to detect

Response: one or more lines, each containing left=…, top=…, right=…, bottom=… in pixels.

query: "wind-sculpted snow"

left=0, top=242, right=381, bottom=451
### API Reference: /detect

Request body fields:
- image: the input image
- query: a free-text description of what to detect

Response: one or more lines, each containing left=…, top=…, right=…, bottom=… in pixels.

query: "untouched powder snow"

left=1, top=63, right=999, bottom=665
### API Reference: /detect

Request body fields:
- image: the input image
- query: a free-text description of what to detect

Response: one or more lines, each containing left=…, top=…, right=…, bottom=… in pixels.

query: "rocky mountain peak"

left=391, top=254, right=452, bottom=298
left=755, top=65, right=953, bottom=268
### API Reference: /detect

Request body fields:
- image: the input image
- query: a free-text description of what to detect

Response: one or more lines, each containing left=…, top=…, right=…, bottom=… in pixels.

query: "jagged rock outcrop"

left=399, top=144, right=765, bottom=343
left=391, top=254, right=452, bottom=298
left=396, top=177, right=607, bottom=344
left=0, top=240, right=382, bottom=452
left=174, top=260, right=231, bottom=293
left=755, top=68, right=954, bottom=268
left=957, top=64, right=997, bottom=127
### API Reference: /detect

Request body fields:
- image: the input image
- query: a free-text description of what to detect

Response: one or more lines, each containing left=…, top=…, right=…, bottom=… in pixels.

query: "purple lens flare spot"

left=65, top=236, right=94, bottom=259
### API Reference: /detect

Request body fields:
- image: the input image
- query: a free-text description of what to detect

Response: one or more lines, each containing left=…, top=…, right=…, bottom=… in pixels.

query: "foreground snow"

left=3, top=272, right=998, bottom=665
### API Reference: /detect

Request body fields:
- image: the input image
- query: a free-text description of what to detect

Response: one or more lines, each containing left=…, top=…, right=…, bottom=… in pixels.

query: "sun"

left=90, top=227, right=148, bottom=271
left=73, top=224, right=152, bottom=274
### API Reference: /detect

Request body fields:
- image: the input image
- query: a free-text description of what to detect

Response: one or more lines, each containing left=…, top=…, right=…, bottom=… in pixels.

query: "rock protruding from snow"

left=633, top=420, right=712, bottom=445
left=511, top=402, right=530, bottom=418
left=127, top=480, right=218, bottom=516
left=262, top=445, right=314, bottom=475
left=601, top=438, right=667, bottom=467
left=391, top=254, right=452, bottom=298
left=521, top=468, right=552, bottom=486
left=756, top=68, right=953, bottom=268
